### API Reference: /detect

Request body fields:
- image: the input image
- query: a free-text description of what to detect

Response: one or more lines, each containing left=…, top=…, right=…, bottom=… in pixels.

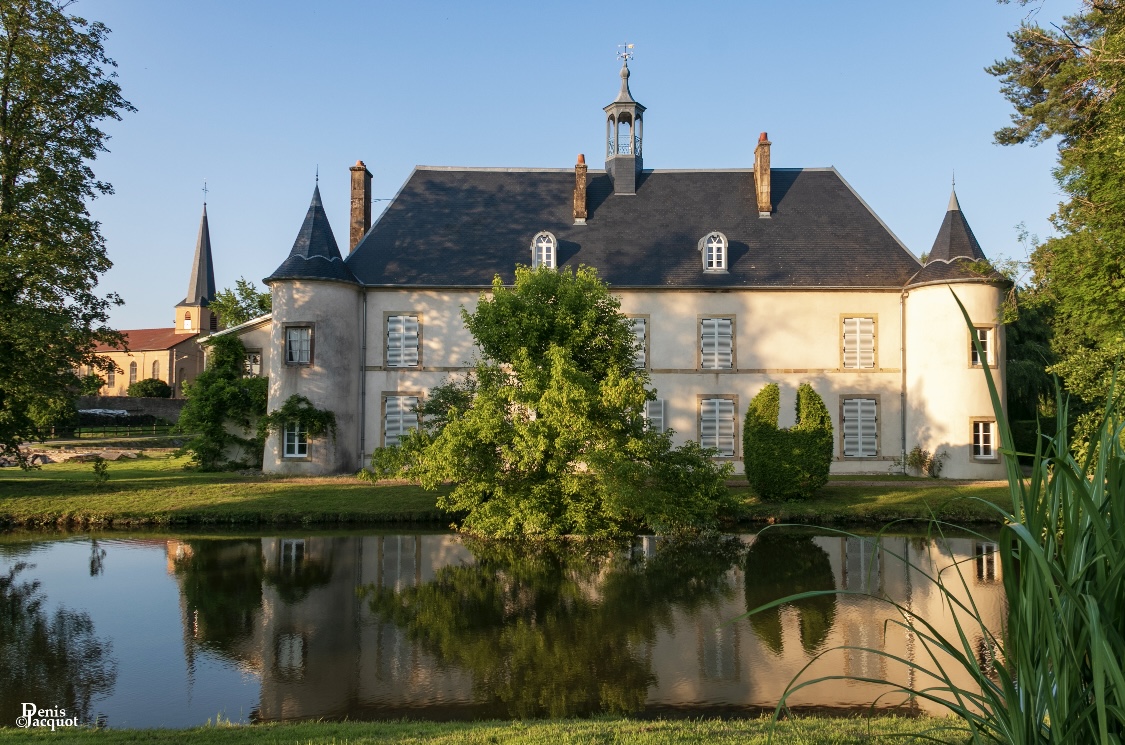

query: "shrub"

left=743, top=383, right=833, bottom=500
left=126, top=378, right=171, bottom=398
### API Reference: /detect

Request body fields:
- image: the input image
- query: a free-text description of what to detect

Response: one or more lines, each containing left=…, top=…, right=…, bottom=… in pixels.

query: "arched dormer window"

left=532, top=231, right=556, bottom=269
left=699, top=231, right=728, bottom=272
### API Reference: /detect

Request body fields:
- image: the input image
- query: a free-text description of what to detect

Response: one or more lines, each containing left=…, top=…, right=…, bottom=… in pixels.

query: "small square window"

left=286, top=327, right=312, bottom=365
left=973, top=420, right=997, bottom=459
left=972, top=328, right=991, bottom=366
left=283, top=422, right=308, bottom=458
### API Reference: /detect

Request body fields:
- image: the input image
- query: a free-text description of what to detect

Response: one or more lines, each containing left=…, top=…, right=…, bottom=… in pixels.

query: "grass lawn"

left=0, top=715, right=969, bottom=743
left=0, top=452, right=1012, bottom=528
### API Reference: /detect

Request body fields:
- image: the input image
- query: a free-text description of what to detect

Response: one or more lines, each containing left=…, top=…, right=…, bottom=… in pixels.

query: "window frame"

left=284, top=324, right=314, bottom=366
left=644, top=398, right=665, bottom=432
left=384, top=312, right=423, bottom=369
left=531, top=231, right=557, bottom=270
left=970, top=325, right=997, bottom=369
left=184, top=311, right=193, bottom=330
left=244, top=350, right=263, bottom=377
left=840, top=314, right=878, bottom=371
left=698, top=231, right=729, bottom=273
left=698, top=315, right=736, bottom=371
left=627, top=315, right=649, bottom=370
left=382, top=391, right=423, bottom=448
left=106, top=366, right=115, bottom=387
left=282, top=421, right=309, bottom=459
left=128, top=361, right=137, bottom=384
left=971, top=418, right=999, bottom=461
left=151, top=360, right=160, bottom=380
left=840, top=394, right=880, bottom=459
left=697, top=394, right=739, bottom=459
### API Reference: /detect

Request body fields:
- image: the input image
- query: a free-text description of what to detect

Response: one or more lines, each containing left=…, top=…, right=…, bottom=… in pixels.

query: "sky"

left=80, top=0, right=1068, bottom=330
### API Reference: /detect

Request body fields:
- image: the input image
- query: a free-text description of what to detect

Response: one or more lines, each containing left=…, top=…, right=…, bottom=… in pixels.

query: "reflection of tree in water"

left=364, top=534, right=744, bottom=718
left=0, top=563, right=117, bottom=723
left=744, top=531, right=837, bottom=655
left=174, top=540, right=263, bottom=658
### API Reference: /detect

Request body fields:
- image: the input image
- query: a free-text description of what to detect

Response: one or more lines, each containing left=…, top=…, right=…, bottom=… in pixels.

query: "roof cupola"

left=603, top=50, right=645, bottom=196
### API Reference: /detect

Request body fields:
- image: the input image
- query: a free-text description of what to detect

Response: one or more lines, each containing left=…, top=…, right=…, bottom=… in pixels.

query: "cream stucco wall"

left=263, top=280, right=362, bottom=475
left=905, top=281, right=1006, bottom=479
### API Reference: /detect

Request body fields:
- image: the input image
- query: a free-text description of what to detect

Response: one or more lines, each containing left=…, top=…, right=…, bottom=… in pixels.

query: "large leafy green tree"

left=0, top=0, right=132, bottom=462
left=371, top=266, right=735, bottom=538
left=210, top=277, right=271, bottom=328
left=990, top=1, right=1125, bottom=447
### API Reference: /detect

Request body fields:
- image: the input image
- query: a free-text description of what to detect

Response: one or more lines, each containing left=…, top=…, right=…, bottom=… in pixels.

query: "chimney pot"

left=573, top=154, right=588, bottom=225
left=349, top=160, right=373, bottom=252
left=754, top=135, right=772, bottom=218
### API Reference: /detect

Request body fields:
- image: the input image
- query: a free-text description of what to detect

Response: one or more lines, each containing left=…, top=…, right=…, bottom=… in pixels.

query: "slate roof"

left=266, top=185, right=358, bottom=285
left=178, top=204, right=216, bottom=307
left=907, top=258, right=1002, bottom=286
left=95, top=328, right=198, bottom=353
left=927, top=189, right=986, bottom=263
left=346, top=167, right=925, bottom=289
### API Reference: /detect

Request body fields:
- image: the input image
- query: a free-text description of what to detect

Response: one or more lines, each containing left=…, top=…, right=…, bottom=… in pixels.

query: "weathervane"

left=202, top=179, right=208, bottom=205
left=617, top=43, right=634, bottom=63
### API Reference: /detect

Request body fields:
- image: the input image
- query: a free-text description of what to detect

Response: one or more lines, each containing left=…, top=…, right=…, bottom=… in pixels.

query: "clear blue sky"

left=83, top=0, right=1066, bottom=330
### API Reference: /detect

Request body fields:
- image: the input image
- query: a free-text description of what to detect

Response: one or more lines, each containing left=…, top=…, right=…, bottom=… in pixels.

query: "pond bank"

left=0, top=715, right=966, bottom=743
left=0, top=453, right=1012, bottom=528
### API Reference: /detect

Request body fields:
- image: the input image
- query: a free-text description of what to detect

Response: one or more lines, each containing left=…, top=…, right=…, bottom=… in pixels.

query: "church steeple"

left=604, top=54, right=645, bottom=195
left=176, top=202, right=218, bottom=334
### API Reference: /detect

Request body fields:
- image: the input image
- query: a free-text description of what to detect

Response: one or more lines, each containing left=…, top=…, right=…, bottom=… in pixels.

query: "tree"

left=989, top=1, right=1125, bottom=450
left=126, top=378, right=171, bottom=398
left=209, top=277, right=271, bottom=328
left=370, top=265, right=735, bottom=538
left=742, top=383, right=833, bottom=500
left=178, top=334, right=267, bottom=469
left=0, top=1, right=132, bottom=463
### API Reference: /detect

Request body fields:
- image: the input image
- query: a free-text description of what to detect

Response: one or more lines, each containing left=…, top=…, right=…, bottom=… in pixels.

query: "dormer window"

left=532, top=231, right=556, bottom=269
left=699, top=232, right=728, bottom=272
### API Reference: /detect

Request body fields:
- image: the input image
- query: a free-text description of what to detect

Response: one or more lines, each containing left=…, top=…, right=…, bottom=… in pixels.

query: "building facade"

left=257, top=63, right=1007, bottom=479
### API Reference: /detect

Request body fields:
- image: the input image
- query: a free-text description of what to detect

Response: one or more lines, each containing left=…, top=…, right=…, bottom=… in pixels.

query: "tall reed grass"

left=747, top=296, right=1125, bottom=743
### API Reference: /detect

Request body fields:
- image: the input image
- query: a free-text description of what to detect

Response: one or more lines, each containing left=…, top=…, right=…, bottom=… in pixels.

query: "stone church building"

left=249, top=62, right=1007, bottom=479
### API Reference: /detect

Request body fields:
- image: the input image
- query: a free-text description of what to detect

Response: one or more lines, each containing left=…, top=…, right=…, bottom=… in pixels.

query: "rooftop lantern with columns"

left=604, top=52, right=645, bottom=195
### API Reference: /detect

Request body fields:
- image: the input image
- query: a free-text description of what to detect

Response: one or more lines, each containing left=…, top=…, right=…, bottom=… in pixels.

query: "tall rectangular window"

left=384, top=395, right=419, bottom=447
left=283, top=422, right=308, bottom=457
left=245, top=351, right=262, bottom=376
left=971, top=328, right=991, bottom=366
left=842, top=317, right=875, bottom=369
left=106, top=367, right=115, bottom=387
left=842, top=397, right=878, bottom=457
left=644, top=399, right=665, bottom=432
left=630, top=317, right=647, bottom=369
left=386, top=315, right=420, bottom=367
left=700, top=318, right=733, bottom=370
left=151, top=360, right=160, bottom=379
left=286, top=327, right=312, bottom=365
left=973, top=420, right=996, bottom=459
left=700, top=398, right=736, bottom=456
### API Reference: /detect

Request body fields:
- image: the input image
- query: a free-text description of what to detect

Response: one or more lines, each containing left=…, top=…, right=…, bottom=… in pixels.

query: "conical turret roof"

left=178, top=204, right=216, bottom=306
left=927, top=188, right=986, bottom=263
left=266, top=185, right=358, bottom=284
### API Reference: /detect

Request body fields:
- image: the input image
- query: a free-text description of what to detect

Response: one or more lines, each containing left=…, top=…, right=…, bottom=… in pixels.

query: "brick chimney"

left=754, top=133, right=771, bottom=218
left=573, top=154, right=588, bottom=225
left=349, top=160, right=372, bottom=252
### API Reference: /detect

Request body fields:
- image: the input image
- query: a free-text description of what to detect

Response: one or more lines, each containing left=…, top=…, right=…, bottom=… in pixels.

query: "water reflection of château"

left=165, top=532, right=1005, bottom=721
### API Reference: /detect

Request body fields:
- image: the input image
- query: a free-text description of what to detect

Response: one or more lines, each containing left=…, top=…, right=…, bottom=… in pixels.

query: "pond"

left=0, top=528, right=1006, bottom=728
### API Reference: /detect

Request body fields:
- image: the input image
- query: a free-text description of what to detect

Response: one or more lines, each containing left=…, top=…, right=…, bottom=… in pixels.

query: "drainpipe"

left=900, top=289, right=908, bottom=475
left=358, top=291, right=368, bottom=471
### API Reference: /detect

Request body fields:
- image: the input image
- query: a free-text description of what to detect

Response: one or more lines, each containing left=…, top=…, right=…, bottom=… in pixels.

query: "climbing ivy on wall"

left=743, top=383, right=833, bottom=500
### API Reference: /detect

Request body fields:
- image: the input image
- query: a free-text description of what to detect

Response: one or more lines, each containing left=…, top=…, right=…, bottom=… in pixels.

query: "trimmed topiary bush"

left=126, top=378, right=172, bottom=398
left=743, top=383, right=833, bottom=500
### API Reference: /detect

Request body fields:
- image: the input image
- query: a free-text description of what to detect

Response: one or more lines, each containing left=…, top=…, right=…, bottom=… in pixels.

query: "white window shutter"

left=384, top=395, right=419, bottom=446
left=843, top=398, right=877, bottom=457
left=631, top=318, right=647, bottom=369
left=700, top=398, right=735, bottom=456
left=387, top=315, right=419, bottom=368
left=644, top=399, right=664, bottom=432
left=843, top=317, right=874, bottom=369
left=701, top=318, right=733, bottom=370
